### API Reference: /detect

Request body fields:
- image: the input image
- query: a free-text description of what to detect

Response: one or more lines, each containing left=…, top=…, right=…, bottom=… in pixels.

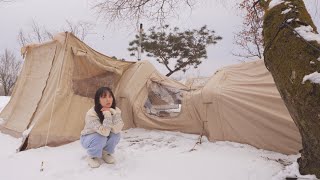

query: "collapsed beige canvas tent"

left=0, top=32, right=301, bottom=154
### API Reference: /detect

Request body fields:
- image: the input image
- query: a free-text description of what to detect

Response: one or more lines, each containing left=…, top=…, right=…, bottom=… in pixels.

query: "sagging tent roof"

left=196, top=60, right=301, bottom=153
left=0, top=32, right=301, bottom=154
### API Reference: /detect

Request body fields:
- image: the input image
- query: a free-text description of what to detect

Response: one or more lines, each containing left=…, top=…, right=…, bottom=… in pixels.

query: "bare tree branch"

left=31, top=20, right=43, bottom=43
left=91, top=0, right=196, bottom=25
left=17, top=29, right=29, bottom=47
left=63, top=20, right=95, bottom=40
left=17, top=20, right=52, bottom=46
left=232, top=0, right=264, bottom=61
left=17, top=20, right=95, bottom=47
left=0, top=0, right=14, bottom=3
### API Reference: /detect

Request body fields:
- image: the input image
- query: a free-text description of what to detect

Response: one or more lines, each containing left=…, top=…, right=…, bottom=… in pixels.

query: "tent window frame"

left=142, top=80, right=186, bottom=120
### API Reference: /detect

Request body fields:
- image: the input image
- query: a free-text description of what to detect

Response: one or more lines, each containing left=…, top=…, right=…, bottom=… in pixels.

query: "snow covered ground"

left=0, top=96, right=317, bottom=180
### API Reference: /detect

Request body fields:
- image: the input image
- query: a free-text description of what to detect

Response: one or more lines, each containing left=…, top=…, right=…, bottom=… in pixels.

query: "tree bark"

left=262, top=0, right=320, bottom=177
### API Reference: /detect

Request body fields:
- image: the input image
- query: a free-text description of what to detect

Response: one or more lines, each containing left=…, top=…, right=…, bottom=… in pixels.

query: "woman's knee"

left=82, top=133, right=108, bottom=148
left=108, top=132, right=121, bottom=144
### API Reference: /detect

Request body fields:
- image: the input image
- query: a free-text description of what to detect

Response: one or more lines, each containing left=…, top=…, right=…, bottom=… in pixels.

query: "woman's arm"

left=85, top=113, right=111, bottom=136
left=109, top=107, right=124, bottom=133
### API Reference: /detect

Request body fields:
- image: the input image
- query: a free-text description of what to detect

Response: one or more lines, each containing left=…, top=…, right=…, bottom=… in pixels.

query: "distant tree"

left=0, top=0, right=14, bottom=3
left=0, top=49, right=21, bottom=96
left=18, top=20, right=95, bottom=47
left=232, top=0, right=264, bottom=60
left=111, top=56, right=126, bottom=61
left=128, top=25, right=222, bottom=76
left=17, top=20, right=53, bottom=47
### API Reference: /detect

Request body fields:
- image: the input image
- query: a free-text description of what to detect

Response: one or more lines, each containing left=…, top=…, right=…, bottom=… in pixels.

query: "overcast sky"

left=0, top=0, right=319, bottom=78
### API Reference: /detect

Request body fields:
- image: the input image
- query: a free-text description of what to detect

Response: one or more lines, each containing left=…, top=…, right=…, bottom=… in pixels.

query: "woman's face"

left=99, top=91, right=113, bottom=108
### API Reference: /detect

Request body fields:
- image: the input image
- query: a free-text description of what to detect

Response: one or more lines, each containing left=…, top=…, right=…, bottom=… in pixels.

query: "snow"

left=318, top=57, right=320, bottom=61
left=269, top=0, right=285, bottom=10
left=310, top=61, right=315, bottom=64
left=0, top=96, right=10, bottom=112
left=273, top=162, right=317, bottom=180
left=0, top=96, right=316, bottom=180
left=295, top=26, right=320, bottom=44
left=0, top=96, right=10, bottom=124
left=22, top=124, right=34, bottom=137
left=287, top=18, right=294, bottom=23
left=0, top=129, right=299, bottom=180
left=281, top=8, right=292, bottom=14
left=303, top=71, right=320, bottom=84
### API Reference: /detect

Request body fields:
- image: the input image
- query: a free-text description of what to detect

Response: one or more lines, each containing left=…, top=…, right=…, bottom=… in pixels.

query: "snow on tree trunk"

left=262, top=0, right=320, bottom=177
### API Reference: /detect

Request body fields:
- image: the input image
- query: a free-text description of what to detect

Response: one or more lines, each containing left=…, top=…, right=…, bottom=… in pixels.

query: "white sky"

left=0, top=0, right=319, bottom=78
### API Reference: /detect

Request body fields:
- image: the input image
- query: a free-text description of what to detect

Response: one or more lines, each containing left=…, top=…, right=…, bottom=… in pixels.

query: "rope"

left=189, top=103, right=207, bottom=152
left=283, top=22, right=320, bottom=53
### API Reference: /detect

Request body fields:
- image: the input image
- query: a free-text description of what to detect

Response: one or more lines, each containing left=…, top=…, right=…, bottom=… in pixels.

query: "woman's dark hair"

left=94, top=87, right=116, bottom=123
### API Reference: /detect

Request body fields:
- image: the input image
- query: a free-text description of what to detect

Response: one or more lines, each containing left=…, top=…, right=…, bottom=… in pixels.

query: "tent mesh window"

left=72, top=55, right=120, bottom=99
left=144, top=82, right=184, bottom=118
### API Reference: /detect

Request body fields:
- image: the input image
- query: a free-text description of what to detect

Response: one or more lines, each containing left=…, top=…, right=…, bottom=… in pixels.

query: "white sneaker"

left=86, top=157, right=101, bottom=168
left=102, top=150, right=115, bottom=164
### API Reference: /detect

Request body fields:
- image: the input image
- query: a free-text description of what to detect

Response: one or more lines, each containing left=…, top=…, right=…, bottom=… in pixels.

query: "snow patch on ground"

left=0, top=96, right=10, bottom=112
left=272, top=162, right=317, bottom=180
left=0, top=128, right=304, bottom=180
left=303, top=71, right=320, bottom=84
left=0, top=96, right=10, bottom=124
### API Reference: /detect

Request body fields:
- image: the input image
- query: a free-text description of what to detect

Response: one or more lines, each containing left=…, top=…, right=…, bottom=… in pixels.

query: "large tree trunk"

left=261, top=0, right=320, bottom=177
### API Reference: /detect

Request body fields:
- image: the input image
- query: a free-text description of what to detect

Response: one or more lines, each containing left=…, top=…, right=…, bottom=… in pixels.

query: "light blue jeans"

left=80, top=132, right=121, bottom=158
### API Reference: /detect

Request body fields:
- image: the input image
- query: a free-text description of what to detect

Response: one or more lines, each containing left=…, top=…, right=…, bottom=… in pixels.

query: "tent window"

left=72, top=56, right=119, bottom=99
left=144, top=82, right=184, bottom=118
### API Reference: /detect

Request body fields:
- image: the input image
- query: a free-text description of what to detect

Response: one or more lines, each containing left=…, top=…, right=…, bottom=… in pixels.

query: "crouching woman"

left=80, top=87, right=124, bottom=168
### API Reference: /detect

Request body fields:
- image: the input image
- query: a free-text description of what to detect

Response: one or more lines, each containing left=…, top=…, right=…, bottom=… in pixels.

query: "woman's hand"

left=109, top=107, right=121, bottom=115
left=109, top=108, right=116, bottom=115
left=97, top=125, right=110, bottom=136
left=101, top=107, right=112, bottom=118
left=101, top=107, right=110, bottom=112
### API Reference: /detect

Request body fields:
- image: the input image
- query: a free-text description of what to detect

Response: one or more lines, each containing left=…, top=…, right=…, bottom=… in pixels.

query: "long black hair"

left=94, top=87, right=116, bottom=123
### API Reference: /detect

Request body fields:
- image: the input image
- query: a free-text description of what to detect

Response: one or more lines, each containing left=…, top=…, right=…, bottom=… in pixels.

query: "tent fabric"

left=196, top=60, right=301, bottom=154
left=0, top=32, right=301, bottom=154
left=0, top=33, right=133, bottom=149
